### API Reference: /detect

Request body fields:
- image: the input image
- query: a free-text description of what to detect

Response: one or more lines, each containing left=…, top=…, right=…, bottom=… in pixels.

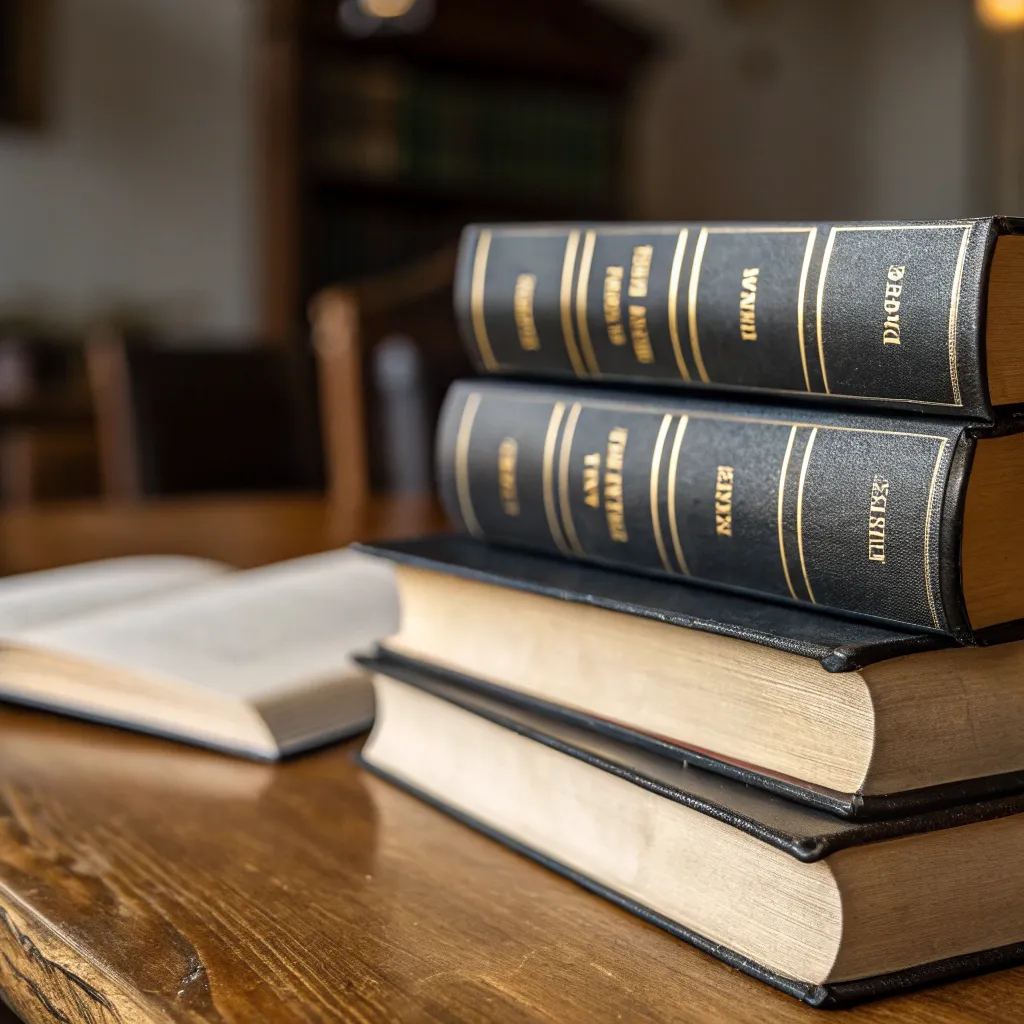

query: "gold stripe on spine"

left=687, top=228, right=711, bottom=382
left=922, top=439, right=947, bottom=630
left=815, top=229, right=837, bottom=394
left=776, top=425, right=799, bottom=600
left=650, top=414, right=674, bottom=574
left=542, top=402, right=571, bottom=554
left=947, top=227, right=970, bottom=407
left=455, top=392, right=483, bottom=537
left=560, top=230, right=586, bottom=376
left=667, top=229, right=692, bottom=381
left=796, top=227, right=817, bottom=393
left=470, top=231, right=497, bottom=370
left=558, top=402, right=585, bottom=556
left=575, top=231, right=600, bottom=376
left=666, top=415, right=691, bottom=574
left=796, top=427, right=818, bottom=603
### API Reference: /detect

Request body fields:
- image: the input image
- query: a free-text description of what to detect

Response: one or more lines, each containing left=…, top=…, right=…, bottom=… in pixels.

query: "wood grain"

left=0, top=496, right=1021, bottom=1020
left=0, top=705, right=1020, bottom=1022
left=0, top=494, right=445, bottom=576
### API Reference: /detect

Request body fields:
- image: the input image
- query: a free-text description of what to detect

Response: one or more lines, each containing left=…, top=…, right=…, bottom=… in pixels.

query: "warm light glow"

left=358, top=0, right=417, bottom=18
left=977, top=0, right=1024, bottom=31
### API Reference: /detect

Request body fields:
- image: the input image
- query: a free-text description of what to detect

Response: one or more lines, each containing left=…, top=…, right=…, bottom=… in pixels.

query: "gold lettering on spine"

left=628, top=304, right=654, bottom=364
left=629, top=245, right=653, bottom=298
left=470, top=231, right=497, bottom=370
left=797, top=227, right=817, bottom=392
left=796, top=427, right=818, bottom=603
left=815, top=229, right=837, bottom=394
left=923, top=439, right=947, bottom=630
left=667, top=416, right=690, bottom=574
left=575, top=230, right=601, bottom=375
left=777, top=425, right=799, bottom=600
left=714, top=466, right=734, bottom=537
left=687, top=228, right=711, bottom=382
left=882, top=266, right=905, bottom=345
left=498, top=438, right=520, bottom=516
left=583, top=452, right=601, bottom=508
left=667, top=228, right=691, bottom=381
left=948, top=227, right=970, bottom=407
left=604, top=267, right=627, bottom=346
left=542, top=402, right=571, bottom=554
left=650, top=415, right=674, bottom=573
left=455, top=392, right=484, bottom=537
left=513, top=274, right=540, bottom=351
left=558, top=403, right=585, bottom=556
left=868, top=475, right=889, bottom=562
left=560, top=230, right=586, bottom=376
left=739, top=268, right=759, bottom=341
left=604, top=428, right=629, bottom=542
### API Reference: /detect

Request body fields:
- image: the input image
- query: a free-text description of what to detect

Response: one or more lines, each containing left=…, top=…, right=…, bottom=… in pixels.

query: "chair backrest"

left=310, top=244, right=470, bottom=506
left=87, top=329, right=323, bottom=499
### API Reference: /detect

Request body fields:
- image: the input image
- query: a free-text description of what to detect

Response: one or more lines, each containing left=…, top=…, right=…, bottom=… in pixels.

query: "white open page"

left=11, top=549, right=398, bottom=701
left=0, top=556, right=229, bottom=634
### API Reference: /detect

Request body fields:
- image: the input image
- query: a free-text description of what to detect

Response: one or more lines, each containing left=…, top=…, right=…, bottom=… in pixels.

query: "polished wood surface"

left=0, top=494, right=444, bottom=575
left=0, top=496, right=1021, bottom=1021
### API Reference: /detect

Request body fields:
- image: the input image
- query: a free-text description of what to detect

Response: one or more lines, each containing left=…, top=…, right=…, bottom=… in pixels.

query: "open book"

left=0, top=551, right=397, bottom=758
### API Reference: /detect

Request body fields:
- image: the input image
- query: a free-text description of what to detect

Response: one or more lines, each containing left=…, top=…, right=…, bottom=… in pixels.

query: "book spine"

left=453, top=220, right=997, bottom=418
left=437, top=381, right=964, bottom=633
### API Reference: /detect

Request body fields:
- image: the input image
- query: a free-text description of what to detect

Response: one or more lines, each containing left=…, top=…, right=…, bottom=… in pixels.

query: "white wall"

left=0, top=0, right=257, bottom=334
left=599, top=0, right=984, bottom=222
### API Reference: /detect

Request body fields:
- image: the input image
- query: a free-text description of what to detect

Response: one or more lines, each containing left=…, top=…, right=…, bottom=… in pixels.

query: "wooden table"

left=0, top=494, right=444, bottom=575
left=0, top=497, right=1019, bottom=1022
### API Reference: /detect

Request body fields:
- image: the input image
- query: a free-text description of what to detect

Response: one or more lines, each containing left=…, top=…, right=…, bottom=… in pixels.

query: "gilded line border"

left=558, top=402, right=585, bottom=556
left=494, top=391, right=950, bottom=441
left=922, top=438, right=948, bottom=630
left=777, top=425, right=799, bottom=600
left=796, top=427, right=818, bottom=604
left=687, top=229, right=710, bottom=383
left=667, top=415, right=691, bottom=574
left=815, top=229, right=837, bottom=393
left=560, top=231, right=586, bottom=376
left=667, top=229, right=691, bottom=382
left=469, top=231, right=497, bottom=371
left=542, top=402, right=570, bottom=554
left=948, top=228, right=970, bottom=407
left=650, top=414, right=674, bottom=574
left=575, top=231, right=601, bottom=376
left=797, top=228, right=817, bottom=393
left=455, top=392, right=483, bottom=537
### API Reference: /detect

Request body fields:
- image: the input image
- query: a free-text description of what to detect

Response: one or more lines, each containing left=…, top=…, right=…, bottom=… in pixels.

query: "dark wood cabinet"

left=259, top=0, right=653, bottom=341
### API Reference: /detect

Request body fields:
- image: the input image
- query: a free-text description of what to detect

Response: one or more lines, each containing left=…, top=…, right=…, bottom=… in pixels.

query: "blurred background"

left=0, top=0, right=1021, bottom=520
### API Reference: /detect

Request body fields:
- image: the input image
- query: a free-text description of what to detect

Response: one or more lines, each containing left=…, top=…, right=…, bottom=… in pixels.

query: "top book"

left=454, top=218, right=1024, bottom=420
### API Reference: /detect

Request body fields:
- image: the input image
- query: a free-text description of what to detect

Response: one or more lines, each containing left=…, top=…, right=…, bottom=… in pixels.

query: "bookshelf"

left=259, top=0, right=653, bottom=340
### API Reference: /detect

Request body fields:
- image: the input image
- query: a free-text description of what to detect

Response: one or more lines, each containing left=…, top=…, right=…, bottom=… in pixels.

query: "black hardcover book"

left=361, top=664, right=1024, bottom=1007
left=435, top=378, right=1024, bottom=638
left=356, top=535, right=1024, bottom=819
left=454, top=218, right=1024, bottom=419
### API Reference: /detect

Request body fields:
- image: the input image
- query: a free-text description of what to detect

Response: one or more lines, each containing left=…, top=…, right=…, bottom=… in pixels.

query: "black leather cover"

left=360, top=668, right=1024, bottom=1006
left=454, top=218, right=1024, bottom=419
left=433, top=379, right=998, bottom=636
left=355, top=534, right=949, bottom=670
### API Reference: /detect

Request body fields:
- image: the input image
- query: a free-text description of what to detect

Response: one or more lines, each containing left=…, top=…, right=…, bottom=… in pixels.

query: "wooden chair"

left=86, top=328, right=323, bottom=500
left=309, top=244, right=468, bottom=508
left=0, top=331, right=99, bottom=505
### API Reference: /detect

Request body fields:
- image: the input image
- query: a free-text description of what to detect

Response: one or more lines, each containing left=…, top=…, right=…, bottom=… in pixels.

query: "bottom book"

left=360, top=657, right=1024, bottom=1008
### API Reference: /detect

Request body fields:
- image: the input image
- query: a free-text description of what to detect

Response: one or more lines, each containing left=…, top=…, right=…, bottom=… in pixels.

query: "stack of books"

left=359, top=217, right=1024, bottom=1008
